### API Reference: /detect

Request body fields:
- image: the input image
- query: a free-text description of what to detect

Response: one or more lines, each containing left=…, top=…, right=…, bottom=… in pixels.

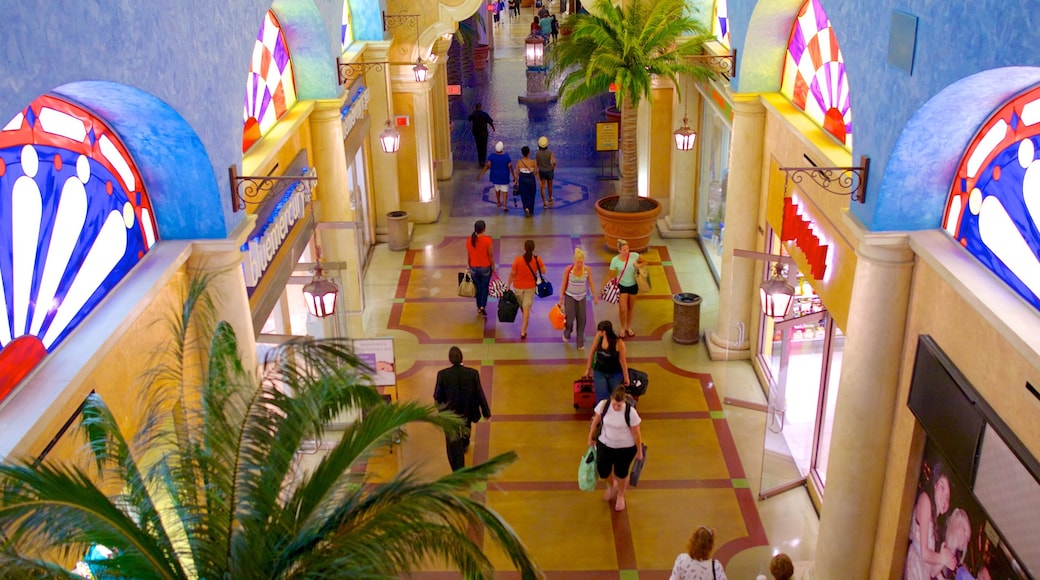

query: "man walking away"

left=468, top=103, right=495, bottom=168
left=433, top=346, right=491, bottom=471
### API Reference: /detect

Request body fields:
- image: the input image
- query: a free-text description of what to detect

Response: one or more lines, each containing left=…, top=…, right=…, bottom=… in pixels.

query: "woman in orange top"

left=466, top=220, right=495, bottom=316
left=507, top=239, right=546, bottom=340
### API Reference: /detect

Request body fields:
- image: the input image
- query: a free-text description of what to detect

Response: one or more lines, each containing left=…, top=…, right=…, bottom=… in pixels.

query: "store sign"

left=241, top=181, right=309, bottom=290
left=781, top=196, right=829, bottom=280
left=340, top=86, right=370, bottom=137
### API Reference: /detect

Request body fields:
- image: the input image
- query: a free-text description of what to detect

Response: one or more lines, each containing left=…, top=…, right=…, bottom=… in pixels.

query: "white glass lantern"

left=673, top=117, right=696, bottom=151
left=379, top=120, right=401, bottom=153
left=303, top=273, right=339, bottom=318
left=759, top=266, right=795, bottom=319
left=412, top=59, right=429, bottom=83
left=525, top=35, right=544, bottom=69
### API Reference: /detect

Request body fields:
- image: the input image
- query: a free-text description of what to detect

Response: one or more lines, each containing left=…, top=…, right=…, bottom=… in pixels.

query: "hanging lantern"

left=412, top=58, right=429, bottom=83
left=379, top=119, right=401, bottom=153
left=759, top=265, right=795, bottom=319
left=302, top=269, right=339, bottom=318
left=673, top=116, right=696, bottom=151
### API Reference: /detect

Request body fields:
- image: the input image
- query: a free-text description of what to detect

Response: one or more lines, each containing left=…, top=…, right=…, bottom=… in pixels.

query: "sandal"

left=520, top=333, right=527, bottom=340
left=625, top=329, right=635, bottom=338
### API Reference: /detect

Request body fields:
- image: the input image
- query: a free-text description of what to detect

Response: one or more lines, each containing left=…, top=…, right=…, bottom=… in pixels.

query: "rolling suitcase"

left=573, top=376, right=596, bottom=410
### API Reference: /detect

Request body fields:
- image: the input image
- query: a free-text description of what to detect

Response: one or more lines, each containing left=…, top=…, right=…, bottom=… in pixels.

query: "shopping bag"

left=498, top=290, right=519, bottom=322
left=548, top=303, right=566, bottom=330
left=578, top=445, right=597, bottom=491
left=635, top=264, right=651, bottom=293
left=488, top=273, right=507, bottom=299
left=629, top=443, right=648, bottom=486
left=457, top=271, right=476, bottom=297
left=601, top=279, right=620, bottom=304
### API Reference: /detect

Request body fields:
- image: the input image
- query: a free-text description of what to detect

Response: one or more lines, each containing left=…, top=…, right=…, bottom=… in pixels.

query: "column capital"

left=731, top=93, right=765, bottom=115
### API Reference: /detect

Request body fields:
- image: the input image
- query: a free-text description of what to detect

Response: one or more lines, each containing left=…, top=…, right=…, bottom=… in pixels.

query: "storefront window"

left=697, top=96, right=731, bottom=282
left=813, top=326, right=843, bottom=485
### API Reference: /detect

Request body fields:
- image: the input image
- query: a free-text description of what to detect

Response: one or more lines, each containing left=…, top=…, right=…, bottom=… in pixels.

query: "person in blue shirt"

left=478, top=141, right=515, bottom=212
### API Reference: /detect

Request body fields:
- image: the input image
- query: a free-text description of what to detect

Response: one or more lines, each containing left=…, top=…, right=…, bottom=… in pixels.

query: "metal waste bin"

left=386, top=210, right=410, bottom=251
left=672, top=293, right=702, bottom=344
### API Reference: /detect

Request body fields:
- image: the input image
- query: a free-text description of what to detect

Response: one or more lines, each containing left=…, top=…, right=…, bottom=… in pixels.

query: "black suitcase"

left=498, top=290, right=519, bottom=323
left=627, top=368, right=648, bottom=397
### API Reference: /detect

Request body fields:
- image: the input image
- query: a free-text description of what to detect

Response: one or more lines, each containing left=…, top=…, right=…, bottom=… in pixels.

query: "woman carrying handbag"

left=507, top=239, right=546, bottom=340
left=465, top=220, right=495, bottom=316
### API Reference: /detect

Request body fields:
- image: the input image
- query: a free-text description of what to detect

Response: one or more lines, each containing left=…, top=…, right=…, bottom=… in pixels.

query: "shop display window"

left=780, top=0, right=852, bottom=148
left=696, top=99, right=731, bottom=282
left=243, top=10, right=298, bottom=153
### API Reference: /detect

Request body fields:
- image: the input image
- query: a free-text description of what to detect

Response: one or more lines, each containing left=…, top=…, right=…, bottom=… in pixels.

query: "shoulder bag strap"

left=563, top=265, right=572, bottom=295
left=712, top=559, right=717, bottom=580
left=524, top=256, right=543, bottom=283
left=616, top=254, right=631, bottom=283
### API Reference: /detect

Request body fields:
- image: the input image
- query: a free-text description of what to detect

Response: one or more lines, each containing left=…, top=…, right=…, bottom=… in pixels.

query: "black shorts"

left=596, top=440, right=638, bottom=479
left=539, top=169, right=554, bottom=181
left=618, top=283, right=638, bottom=295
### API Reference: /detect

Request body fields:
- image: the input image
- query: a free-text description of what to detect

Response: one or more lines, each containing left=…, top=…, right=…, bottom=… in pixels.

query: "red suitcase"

left=573, top=377, right=596, bottom=410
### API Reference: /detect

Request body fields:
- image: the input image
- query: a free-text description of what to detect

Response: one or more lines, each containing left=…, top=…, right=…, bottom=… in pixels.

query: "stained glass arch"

left=780, top=0, right=852, bottom=148
left=243, top=10, right=298, bottom=153
left=0, top=94, right=157, bottom=399
left=341, top=1, right=354, bottom=54
left=943, top=85, right=1040, bottom=312
left=713, top=0, right=729, bottom=49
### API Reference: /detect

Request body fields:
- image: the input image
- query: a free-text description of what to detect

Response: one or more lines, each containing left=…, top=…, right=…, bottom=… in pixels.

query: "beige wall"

left=871, top=231, right=1040, bottom=577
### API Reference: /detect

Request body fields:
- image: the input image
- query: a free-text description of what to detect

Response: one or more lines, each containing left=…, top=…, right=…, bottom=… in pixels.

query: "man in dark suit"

left=433, top=346, right=491, bottom=471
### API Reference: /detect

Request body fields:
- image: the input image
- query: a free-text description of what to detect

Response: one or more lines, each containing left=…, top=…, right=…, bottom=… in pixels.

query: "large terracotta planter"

left=594, top=195, right=661, bottom=253
left=473, top=44, right=490, bottom=71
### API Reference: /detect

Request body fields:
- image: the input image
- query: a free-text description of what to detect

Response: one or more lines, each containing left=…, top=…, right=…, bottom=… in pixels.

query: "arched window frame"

left=243, top=10, right=299, bottom=153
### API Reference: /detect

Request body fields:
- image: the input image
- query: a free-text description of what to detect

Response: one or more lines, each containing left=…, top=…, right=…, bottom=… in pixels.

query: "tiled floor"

left=336, top=6, right=820, bottom=577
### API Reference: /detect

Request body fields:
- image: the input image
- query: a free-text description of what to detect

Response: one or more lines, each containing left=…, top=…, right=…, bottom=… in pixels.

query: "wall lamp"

left=780, top=155, right=871, bottom=204
left=228, top=165, right=317, bottom=213
left=734, top=250, right=797, bottom=319
left=381, top=11, right=429, bottom=83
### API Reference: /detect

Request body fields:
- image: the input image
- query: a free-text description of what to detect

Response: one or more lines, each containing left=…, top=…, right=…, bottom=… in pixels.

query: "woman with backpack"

left=587, top=386, right=643, bottom=512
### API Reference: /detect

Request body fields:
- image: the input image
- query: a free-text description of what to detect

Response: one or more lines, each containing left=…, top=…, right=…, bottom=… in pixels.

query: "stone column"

left=364, top=42, right=401, bottom=241
left=186, top=239, right=257, bottom=373
left=811, top=232, right=914, bottom=579
left=309, top=98, right=362, bottom=324
left=707, top=94, right=765, bottom=360
left=659, top=79, right=700, bottom=239
left=431, top=37, right=454, bottom=180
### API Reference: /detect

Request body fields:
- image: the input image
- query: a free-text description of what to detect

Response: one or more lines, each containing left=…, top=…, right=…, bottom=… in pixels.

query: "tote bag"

left=601, top=279, right=620, bottom=304
left=635, top=264, right=651, bottom=293
left=548, top=303, right=566, bottom=330
left=488, top=273, right=507, bottom=298
left=578, top=445, right=597, bottom=492
left=457, top=271, right=476, bottom=298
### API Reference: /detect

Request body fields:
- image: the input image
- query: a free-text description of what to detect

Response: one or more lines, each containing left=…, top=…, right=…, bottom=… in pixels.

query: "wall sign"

left=340, top=86, right=369, bottom=137
left=781, top=195, right=829, bottom=280
left=241, top=175, right=309, bottom=291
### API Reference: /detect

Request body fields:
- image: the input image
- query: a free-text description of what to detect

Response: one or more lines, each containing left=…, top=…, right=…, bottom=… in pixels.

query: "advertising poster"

left=904, top=442, right=1025, bottom=579
left=352, top=338, right=396, bottom=387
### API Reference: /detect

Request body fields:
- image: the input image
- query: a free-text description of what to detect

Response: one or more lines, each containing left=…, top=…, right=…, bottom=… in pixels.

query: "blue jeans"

left=593, top=370, right=624, bottom=404
left=470, top=266, right=492, bottom=309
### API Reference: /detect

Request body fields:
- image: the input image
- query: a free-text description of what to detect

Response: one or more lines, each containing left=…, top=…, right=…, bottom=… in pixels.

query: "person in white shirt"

left=670, top=526, right=727, bottom=580
left=587, top=386, right=643, bottom=511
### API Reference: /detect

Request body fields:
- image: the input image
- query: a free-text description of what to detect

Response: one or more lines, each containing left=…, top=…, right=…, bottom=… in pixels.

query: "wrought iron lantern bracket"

left=779, top=155, right=870, bottom=204
left=689, top=49, right=737, bottom=80
left=228, top=165, right=318, bottom=213
left=382, top=11, right=420, bottom=32
left=336, top=58, right=389, bottom=86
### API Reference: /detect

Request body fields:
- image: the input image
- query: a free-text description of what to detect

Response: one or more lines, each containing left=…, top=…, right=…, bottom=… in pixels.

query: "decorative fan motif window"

left=243, top=11, right=298, bottom=153
left=341, top=1, right=354, bottom=53
left=713, top=0, right=729, bottom=49
left=780, top=0, right=852, bottom=148
left=0, top=95, right=158, bottom=400
left=943, top=85, right=1040, bottom=312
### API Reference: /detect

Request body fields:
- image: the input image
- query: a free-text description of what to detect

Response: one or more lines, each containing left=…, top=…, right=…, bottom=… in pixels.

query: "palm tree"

left=0, top=277, right=538, bottom=579
left=550, top=0, right=715, bottom=213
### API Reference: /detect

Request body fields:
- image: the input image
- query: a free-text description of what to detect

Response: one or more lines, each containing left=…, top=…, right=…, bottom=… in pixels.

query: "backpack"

left=598, top=395, right=637, bottom=427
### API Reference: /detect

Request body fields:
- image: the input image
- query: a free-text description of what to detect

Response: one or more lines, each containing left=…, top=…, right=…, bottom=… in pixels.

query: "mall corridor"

left=347, top=6, right=820, bottom=578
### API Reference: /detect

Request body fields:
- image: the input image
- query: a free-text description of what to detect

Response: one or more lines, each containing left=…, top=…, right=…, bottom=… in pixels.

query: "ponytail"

left=471, top=220, right=486, bottom=248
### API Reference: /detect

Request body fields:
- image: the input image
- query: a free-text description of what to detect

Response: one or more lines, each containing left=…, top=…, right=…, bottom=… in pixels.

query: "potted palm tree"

left=550, top=0, right=715, bottom=252
left=0, top=278, right=538, bottom=578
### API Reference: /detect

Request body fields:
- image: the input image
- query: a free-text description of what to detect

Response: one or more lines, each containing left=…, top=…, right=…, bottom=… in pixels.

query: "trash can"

left=386, top=210, right=410, bottom=251
left=672, top=293, right=702, bottom=344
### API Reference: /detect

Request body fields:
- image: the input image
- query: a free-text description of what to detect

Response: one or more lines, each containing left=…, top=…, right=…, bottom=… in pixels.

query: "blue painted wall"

left=726, top=0, right=1040, bottom=231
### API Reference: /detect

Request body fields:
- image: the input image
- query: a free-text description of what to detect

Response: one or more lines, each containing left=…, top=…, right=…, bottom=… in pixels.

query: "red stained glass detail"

left=106, top=181, right=113, bottom=195
left=272, top=85, right=286, bottom=117
left=992, top=165, right=1001, bottom=181
left=242, top=117, right=261, bottom=153
left=0, top=335, right=48, bottom=402
left=807, top=36, right=823, bottom=70
left=823, top=108, right=846, bottom=142
left=793, top=76, right=809, bottom=109
left=260, top=49, right=272, bottom=79
left=0, top=157, right=5, bottom=176
left=828, top=28, right=840, bottom=61
left=53, top=154, right=62, bottom=171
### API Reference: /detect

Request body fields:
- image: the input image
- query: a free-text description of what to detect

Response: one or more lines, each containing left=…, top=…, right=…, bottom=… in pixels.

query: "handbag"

left=488, top=273, right=507, bottom=299
left=525, top=256, right=553, bottom=298
left=548, top=303, right=565, bottom=330
left=635, top=264, right=651, bottom=293
left=600, top=279, right=620, bottom=304
left=498, top=289, right=520, bottom=323
left=457, top=271, right=476, bottom=298
left=626, top=368, right=649, bottom=397
left=629, top=443, right=648, bottom=486
left=578, top=445, right=597, bottom=492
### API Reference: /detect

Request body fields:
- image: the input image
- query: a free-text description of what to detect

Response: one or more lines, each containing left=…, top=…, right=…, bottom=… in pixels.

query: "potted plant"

left=549, top=0, right=715, bottom=251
